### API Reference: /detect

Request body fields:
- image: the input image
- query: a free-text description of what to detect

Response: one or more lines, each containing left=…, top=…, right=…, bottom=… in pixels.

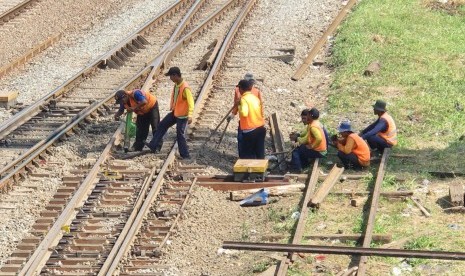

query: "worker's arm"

left=257, top=90, right=264, bottom=118
left=231, top=87, right=240, bottom=116
left=114, top=103, right=125, bottom=120
left=361, top=120, right=378, bottom=135
left=297, top=126, right=309, bottom=145
left=309, top=126, right=323, bottom=149
left=131, top=90, right=148, bottom=112
left=337, top=136, right=355, bottom=154
left=238, top=98, right=249, bottom=117
left=183, top=87, right=195, bottom=122
left=361, top=118, right=387, bottom=139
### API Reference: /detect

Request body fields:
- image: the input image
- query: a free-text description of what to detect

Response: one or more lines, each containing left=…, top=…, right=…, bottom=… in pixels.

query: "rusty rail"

left=0, top=0, right=37, bottom=25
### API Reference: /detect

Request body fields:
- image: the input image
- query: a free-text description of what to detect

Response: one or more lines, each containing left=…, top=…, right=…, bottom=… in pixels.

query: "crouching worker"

left=114, top=89, right=160, bottom=151
left=290, top=108, right=327, bottom=172
left=332, top=121, right=370, bottom=170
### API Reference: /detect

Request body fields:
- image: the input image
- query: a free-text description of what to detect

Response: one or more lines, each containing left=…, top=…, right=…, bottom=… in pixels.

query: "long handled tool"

left=216, top=118, right=231, bottom=148
left=199, top=105, right=235, bottom=149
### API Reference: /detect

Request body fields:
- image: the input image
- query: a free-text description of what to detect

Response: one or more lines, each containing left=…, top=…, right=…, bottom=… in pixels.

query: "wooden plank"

left=449, top=183, right=464, bottom=206
left=199, top=182, right=289, bottom=191
left=410, top=197, right=431, bottom=217
left=357, top=149, right=390, bottom=276
left=269, top=113, right=287, bottom=170
left=308, top=165, right=344, bottom=208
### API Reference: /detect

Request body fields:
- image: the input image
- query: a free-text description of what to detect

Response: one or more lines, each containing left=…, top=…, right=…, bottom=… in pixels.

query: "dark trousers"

left=147, top=112, right=190, bottom=158
left=237, top=126, right=243, bottom=157
left=291, top=145, right=325, bottom=171
left=337, top=151, right=363, bottom=170
left=133, top=102, right=160, bottom=151
left=366, top=134, right=392, bottom=153
left=240, top=126, right=266, bottom=159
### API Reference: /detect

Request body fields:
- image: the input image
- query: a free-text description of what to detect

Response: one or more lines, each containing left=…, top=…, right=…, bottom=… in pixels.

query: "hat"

left=337, top=121, right=352, bottom=133
left=164, top=66, right=181, bottom=76
left=244, top=73, right=254, bottom=81
left=309, top=107, right=319, bottom=119
left=373, top=100, right=387, bottom=112
left=115, top=90, right=126, bottom=103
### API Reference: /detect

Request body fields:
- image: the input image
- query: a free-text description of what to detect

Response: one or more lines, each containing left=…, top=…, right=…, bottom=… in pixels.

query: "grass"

left=326, top=0, right=465, bottom=173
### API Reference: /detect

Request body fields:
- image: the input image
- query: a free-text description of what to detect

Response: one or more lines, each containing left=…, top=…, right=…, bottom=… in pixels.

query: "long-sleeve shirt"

left=118, top=90, right=146, bottom=113
left=297, top=124, right=327, bottom=155
left=361, top=117, right=387, bottom=140
left=232, top=86, right=263, bottom=116
left=173, top=82, right=194, bottom=119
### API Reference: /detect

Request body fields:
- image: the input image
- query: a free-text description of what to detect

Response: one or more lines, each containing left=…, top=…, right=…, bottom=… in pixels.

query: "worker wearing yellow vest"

left=290, top=108, right=327, bottom=172
left=227, top=73, right=263, bottom=157
left=360, top=100, right=397, bottom=153
left=332, top=121, right=370, bottom=170
left=236, top=79, right=266, bottom=159
left=146, top=67, right=194, bottom=159
left=114, top=89, right=160, bottom=151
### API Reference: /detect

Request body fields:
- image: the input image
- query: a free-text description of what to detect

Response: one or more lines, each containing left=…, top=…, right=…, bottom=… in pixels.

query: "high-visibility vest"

left=378, top=113, right=397, bottom=145
left=124, top=89, right=156, bottom=115
left=349, top=133, right=370, bottom=165
left=233, top=86, right=262, bottom=115
left=307, top=120, right=327, bottom=152
left=170, top=81, right=190, bottom=117
left=239, top=92, right=265, bottom=130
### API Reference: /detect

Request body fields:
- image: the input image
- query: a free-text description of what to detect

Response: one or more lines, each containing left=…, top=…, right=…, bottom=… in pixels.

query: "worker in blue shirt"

left=360, top=100, right=398, bottom=153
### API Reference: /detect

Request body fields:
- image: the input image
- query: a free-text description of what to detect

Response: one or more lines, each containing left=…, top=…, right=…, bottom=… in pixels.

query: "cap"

left=244, top=73, right=254, bottom=81
left=164, top=66, right=181, bottom=76
left=373, top=100, right=387, bottom=112
left=115, top=90, right=126, bottom=103
left=337, top=120, right=352, bottom=133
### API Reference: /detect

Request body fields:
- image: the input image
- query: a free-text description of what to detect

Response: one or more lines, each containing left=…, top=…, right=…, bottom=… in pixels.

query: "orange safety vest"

left=239, top=92, right=265, bottom=130
left=307, top=120, right=327, bottom=152
left=348, top=133, right=371, bottom=165
left=124, top=89, right=156, bottom=115
left=170, top=81, right=190, bottom=117
left=378, top=113, right=397, bottom=146
left=233, top=86, right=262, bottom=115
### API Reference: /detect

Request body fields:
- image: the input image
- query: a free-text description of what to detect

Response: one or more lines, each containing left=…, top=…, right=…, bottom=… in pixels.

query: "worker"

left=227, top=73, right=263, bottom=157
left=146, top=67, right=194, bottom=159
left=289, top=107, right=327, bottom=172
left=236, top=79, right=266, bottom=159
left=114, top=89, right=159, bottom=151
left=289, top=109, right=311, bottom=146
left=332, top=121, right=370, bottom=170
left=360, top=100, right=397, bottom=153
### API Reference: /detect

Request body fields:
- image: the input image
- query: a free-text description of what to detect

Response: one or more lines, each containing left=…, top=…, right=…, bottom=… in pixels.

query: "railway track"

left=0, top=0, right=246, bottom=192
left=0, top=0, right=37, bottom=24
left=0, top=0, right=256, bottom=274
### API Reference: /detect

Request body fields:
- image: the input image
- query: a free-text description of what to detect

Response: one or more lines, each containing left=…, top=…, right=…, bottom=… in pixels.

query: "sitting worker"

left=332, top=121, right=370, bottom=170
left=114, top=88, right=160, bottom=151
left=360, top=100, right=397, bottom=153
left=289, top=109, right=311, bottom=146
left=227, top=73, right=263, bottom=157
left=289, top=107, right=327, bottom=172
left=236, top=79, right=266, bottom=159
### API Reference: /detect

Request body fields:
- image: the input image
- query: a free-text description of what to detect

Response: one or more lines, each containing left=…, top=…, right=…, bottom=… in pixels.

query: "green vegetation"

left=327, top=0, right=465, bottom=172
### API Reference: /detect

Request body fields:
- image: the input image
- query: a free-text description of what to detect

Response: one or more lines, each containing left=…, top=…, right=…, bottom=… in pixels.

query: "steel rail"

left=291, top=0, right=357, bottom=81
left=275, top=159, right=319, bottom=275
left=100, top=0, right=257, bottom=273
left=0, top=0, right=36, bottom=24
left=18, top=124, right=124, bottom=276
left=357, top=148, right=390, bottom=275
left=223, top=241, right=465, bottom=261
left=0, top=0, right=188, bottom=141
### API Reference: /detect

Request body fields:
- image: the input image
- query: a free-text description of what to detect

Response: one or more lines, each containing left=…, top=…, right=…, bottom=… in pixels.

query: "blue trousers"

left=240, top=126, right=266, bottom=159
left=290, top=145, right=324, bottom=171
left=237, top=127, right=243, bottom=158
left=337, top=151, right=364, bottom=170
left=366, top=135, right=392, bottom=153
left=147, top=112, right=190, bottom=158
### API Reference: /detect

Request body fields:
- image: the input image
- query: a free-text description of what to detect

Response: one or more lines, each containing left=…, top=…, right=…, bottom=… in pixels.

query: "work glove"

left=291, top=141, right=300, bottom=149
left=226, top=114, right=235, bottom=122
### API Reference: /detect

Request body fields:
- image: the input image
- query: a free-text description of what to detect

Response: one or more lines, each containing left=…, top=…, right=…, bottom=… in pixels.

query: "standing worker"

left=360, top=100, right=397, bottom=153
left=146, top=67, right=194, bottom=159
left=227, top=73, right=263, bottom=158
left=236, top=79, right=266, bottom=159
left=114, top=89, right=160, bottom=151
left=289, top=108, right=327, bottom=172
left=332, top=121, right=370, bottom=170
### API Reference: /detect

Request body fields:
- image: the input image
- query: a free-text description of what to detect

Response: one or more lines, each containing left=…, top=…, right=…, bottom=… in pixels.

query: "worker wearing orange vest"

left=290, top=108, right=327, bottom=172
left=236, top=79, right=266, bottom=159
left=146, top=67, right=194, bottom=159
left=227, top=73, right=264, bottom=157
left=114, top=89, right=160, bottom=151
left=332, top=121, right=370, bottom=170
left=360, top=100, right=397, bottom=153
